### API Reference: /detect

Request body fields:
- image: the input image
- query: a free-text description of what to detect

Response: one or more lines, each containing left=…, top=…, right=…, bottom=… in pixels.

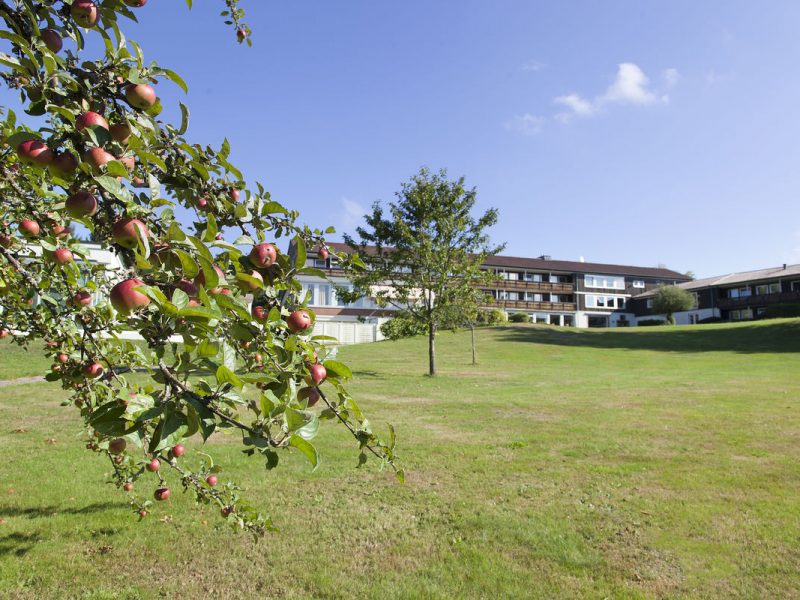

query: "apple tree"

left=0, top=0, right=400, bottom=535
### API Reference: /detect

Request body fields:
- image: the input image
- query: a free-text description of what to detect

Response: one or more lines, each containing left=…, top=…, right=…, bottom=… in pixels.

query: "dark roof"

left=634, top=263, right=800, bottom=298
left=326, top=243, right=690, bottom=280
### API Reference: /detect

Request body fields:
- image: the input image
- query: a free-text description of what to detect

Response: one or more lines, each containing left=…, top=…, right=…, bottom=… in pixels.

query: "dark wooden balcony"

left=480, top=280, right=574, bottom=293
left=716, top=291, right=800, bottom=310
left=483, top=299, right=577, bottom=312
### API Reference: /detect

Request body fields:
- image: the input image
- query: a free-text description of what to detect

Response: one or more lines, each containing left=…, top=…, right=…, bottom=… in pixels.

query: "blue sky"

left=17, top=2, right=800, bottom=277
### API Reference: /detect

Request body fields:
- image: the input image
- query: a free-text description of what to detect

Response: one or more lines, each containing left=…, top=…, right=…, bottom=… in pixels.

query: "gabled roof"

left=325, top=243, right=690, bottom=280
left=633, top=264, right=800, bottom=298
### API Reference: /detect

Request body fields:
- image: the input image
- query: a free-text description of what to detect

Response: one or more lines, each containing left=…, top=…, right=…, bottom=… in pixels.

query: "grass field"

left=1, top=319, right=799, bottom=599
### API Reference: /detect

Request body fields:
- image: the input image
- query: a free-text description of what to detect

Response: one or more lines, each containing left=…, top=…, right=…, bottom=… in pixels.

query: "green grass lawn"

left=1, top=319, right=799, bottom=599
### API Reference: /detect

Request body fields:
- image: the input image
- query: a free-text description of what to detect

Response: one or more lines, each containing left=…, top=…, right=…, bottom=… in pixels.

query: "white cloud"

left=339, top=197, right=366, bottom=232
left=521, top=60, right=547, bottom=72
left=553, top=62, right=676, bottom=122
left=601, top=63, right=660, bottom=105
left=506, top=62, right=677, bottom=135
left=503, top=113, right=545, bottom=136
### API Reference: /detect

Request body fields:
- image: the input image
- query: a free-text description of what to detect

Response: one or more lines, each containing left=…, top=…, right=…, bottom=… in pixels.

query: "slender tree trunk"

left=428, top=321, right=436, bottom=376
left=470, top=323, right=477, bottom=365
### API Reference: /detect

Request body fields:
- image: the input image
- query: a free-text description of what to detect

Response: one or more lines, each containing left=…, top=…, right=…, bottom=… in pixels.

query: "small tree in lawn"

left=0, top=0, right=399, bottom=535
left=342, top=167, right=504, bottom=376
left=653, top=286, right=695, bottom=324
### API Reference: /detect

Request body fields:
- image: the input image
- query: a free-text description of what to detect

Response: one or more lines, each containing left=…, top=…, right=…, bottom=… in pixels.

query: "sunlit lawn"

left=1, top=319, right=799, bottom=599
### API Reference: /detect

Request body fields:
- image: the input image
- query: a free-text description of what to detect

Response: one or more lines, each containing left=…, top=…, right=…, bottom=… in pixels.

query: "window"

left=551, top=294, right=560, bottom=303
left=632, top=280, right=645, bottom=288
left=691, top=293, right=699, bottom=309
left=313, top=258, right=328, bottom=269
left=504, top=272, right=519, bottom=281
left=729, top=287, right=751, bottom=299
left=585, top=274, right=625, bottom=290
left=792, top=281, right=800, bottom=292
left=646, top=299, right=654, bottom=309
left=524, top=273, right=543, bottom=282
left=618, top=298, right=626, bottom=310
left=525, top=293, right=543, bottom=302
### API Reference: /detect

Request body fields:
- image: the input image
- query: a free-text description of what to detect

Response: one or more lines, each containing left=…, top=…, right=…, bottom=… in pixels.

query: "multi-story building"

left=628, top=263, right=800, bottom=324
left=479, top=254, right=690, bottom=327
left=299, top=244, right=691, bottom=328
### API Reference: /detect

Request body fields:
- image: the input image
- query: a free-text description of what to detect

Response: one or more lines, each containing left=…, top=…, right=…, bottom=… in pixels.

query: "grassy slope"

left=0, top=320, right=799, bottom=599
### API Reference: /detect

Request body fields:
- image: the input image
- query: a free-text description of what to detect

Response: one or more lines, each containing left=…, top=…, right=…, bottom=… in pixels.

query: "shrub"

left=380, top=314, right=427, bottom=340
left=764, top=304, right=800, bottom=319
left=698, top=316, right=724, bottom=324
left=638, top=319, right=667, bottom=326
left=508, top=312, right=530, bottom=323
left=477, top=308, right=507, bottom=325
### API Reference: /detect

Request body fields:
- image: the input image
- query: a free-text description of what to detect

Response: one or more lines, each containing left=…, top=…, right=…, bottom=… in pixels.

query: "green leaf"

left=198, top=339, right=219, bottom=358
left=178, top=102, right=189, bottom=135
left=289, top=435, right=319, bottom=470
left=323, top=359, right=353, bottom=381
left=216, top=365, right=243, bottom=390
left=153, top=409, right=189, bottom=452
left=159, top=68, right=188, bottom=93
left=95, top=175, right=133, bottom=203
left=292, top=235, right=306, bottom=270
left=187, top=398, right=215, bottom=441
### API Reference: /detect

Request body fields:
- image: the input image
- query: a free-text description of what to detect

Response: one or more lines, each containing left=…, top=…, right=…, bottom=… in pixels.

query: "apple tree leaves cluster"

left=0, top=0, right=400, bottom=535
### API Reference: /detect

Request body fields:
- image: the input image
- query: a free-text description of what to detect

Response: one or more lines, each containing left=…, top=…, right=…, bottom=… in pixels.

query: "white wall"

left=636, top=307, right=720, bottom=326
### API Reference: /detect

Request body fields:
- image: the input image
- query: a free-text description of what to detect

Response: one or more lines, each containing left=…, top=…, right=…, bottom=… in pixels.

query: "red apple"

left=83, top=362, right=103, bottom=378
left=251, top=305, right=268, bottom=322
left=19, top=220, right=40, bottom=237
left=111, top=218, right=149, bottom=249
left=298, top=386, right=321, bottom=407
left=75, top=111, right=109, bottom=132
left=110, top=278, right=150, bottom=315
left=50, top=151, right=78, bottom=177
left=287, top=309, right=312, bottom=333
left=109, top=438, right=126, bottom=454
left=0, top=329, right=8, bottom=339
left=125, top=83, right=157, bottom=110
left=0, top=233, right=11, bottom=248
left=71, top=0, right=99, bottom=27
left=119, top=154, right=135, bottom=172
left=193, top=265, right=226, bottom=294
left=123, top=0, right=147, bottom=7
left=318, top=246, right=330, bottom=260
left=132, top=176, right=147, bottom=188
left=236, top=28, right=247, bottom=41
left=41, top=28, right=62, bottom=52
left=221, top=506, right=233, bottom=517
left=65, top=191, right=97, bottom=218
left=206, top=475, right=218, bottom=487
left=250, top=243, right=277, bottom=268
left=145, top=458, right=160, bottom=472
left=110, top=123, right=131, bottom=144
left=123, top=482, right=134, bottom=492
left=17, top=139, right=53, bottom=166
left=228, top=188, right=240, bottom=202
left=171, top=444, right=185, bottom=458
left=72, top=290, right=93, bottom=307
left=57, top=353, right=69, bottom=363
left=154, top=487, right=170, bottom=501
left=53, top=247, right=74, bottom=264
left=309, top=363, right=327, bottom=386
left=83, top=147, right=115, bottom=175
left=196, top=197, right=208, bottom=210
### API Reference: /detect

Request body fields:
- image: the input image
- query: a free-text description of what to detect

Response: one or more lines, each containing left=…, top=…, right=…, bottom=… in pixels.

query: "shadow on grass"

left=0, top=501, right=122, bottom=520
left=0, top=532, right=43, bottom=557
left=495, top=320, right=800, bottom=354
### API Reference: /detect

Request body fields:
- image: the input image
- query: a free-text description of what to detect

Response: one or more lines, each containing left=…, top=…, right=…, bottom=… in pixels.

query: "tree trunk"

left=470, top=323, right=477, bottom=365
left=428, top=321, right=436, bottom=376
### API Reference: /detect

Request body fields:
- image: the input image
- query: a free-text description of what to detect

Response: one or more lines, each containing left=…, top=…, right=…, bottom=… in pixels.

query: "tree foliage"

left=652, top=285, right=695, bottom=324
left=342, top=167, right=504, bottom=375
left=0, top=0, right=399, bottom=535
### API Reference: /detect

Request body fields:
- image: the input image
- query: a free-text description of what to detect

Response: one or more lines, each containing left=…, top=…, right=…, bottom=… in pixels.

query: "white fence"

left=312, top=320, right=385, bottom=345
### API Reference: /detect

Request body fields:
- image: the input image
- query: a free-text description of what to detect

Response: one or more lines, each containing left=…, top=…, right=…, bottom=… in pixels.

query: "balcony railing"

left=482, top=280, right=574, bottom=293
left=716, top=291, right=800, bottom=310
left=483, top=299, right=577, bottom=312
